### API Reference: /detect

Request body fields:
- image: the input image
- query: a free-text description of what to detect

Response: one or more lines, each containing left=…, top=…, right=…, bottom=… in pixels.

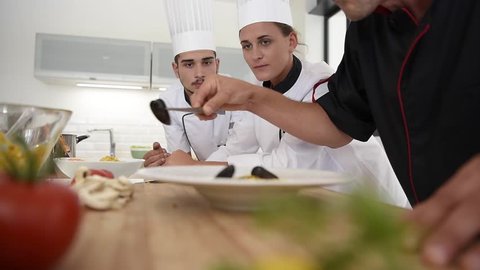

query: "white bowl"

left=54, top=157, right=144, bottom=178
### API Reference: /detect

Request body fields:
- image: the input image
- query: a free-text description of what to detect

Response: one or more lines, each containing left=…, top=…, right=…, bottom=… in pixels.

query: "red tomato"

left=89, top=169, right=114, bottom=179
left=71, top=168, right=114, bottom=185
left=0, top=179, right=82, bottom=270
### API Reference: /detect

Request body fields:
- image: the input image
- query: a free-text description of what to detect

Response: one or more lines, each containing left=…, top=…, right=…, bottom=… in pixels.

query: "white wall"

left=327, top=11, right=347, bottom=70
left=0, top=0, right=332, bottom=159
left=305, top=14, right=324, bottom=63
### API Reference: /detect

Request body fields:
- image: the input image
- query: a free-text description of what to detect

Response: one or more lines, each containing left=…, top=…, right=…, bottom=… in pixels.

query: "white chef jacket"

left=207, top=60, right=410, bottom=208
left=159, top=80, right=239, bottom=161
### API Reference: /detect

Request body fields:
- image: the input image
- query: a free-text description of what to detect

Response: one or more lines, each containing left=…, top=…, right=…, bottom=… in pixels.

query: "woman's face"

left=239, top=22, right=297, bottom=86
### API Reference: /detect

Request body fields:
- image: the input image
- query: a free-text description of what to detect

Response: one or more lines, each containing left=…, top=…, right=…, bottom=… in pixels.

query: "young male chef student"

left=143, top=0, right=239, bottom=166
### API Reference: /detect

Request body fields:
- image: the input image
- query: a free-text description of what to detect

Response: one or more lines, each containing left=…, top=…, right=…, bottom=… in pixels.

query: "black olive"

left=215, top=165, right=235, bottom=178
left=251, top=166, right=278, bottom=179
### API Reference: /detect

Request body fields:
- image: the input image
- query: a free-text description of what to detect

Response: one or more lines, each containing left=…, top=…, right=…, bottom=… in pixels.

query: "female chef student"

left=165, top=0, right=409, bottom=208
left=143, top=0, right=238, bottom=166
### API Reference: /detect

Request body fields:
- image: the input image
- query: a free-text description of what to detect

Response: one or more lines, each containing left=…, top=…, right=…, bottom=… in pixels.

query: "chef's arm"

left=164, top=150, right=227, bottom=166
left=250, top=93, right=351, bottom=148
left=192, top=75, right=352, bottom=148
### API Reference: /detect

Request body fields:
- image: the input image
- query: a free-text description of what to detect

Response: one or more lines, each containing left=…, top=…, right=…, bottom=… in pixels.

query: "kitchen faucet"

left=88, top=128, right=116, bottom=157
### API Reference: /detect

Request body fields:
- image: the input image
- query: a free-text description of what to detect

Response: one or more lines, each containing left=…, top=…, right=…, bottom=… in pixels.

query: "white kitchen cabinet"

left=34, top=33, right=253, bottom=90
left=34, top=33, right=152, bottom=88
left=151, top=42, right=176, bottom=89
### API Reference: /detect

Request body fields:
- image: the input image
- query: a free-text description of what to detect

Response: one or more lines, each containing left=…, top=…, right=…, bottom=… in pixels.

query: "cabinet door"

left=151, top=42, right=176, bottom=90
left=34, top=33, right=151, bottom=87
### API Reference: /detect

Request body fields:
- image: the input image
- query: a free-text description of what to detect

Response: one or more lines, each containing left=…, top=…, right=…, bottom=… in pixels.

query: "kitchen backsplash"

left=65, top=121, right=166, bottom=160
left=58, top=88, right=168, bottom=160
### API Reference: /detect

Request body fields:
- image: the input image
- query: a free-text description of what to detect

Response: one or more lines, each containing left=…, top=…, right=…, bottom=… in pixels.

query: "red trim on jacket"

left=396, top=24, right=431, bottom=204
left=374, top=6, right=392, bottom=15
left=312, top=76, right=331, bottom=102
left=401, top=7, right=419, bottom=25
left=375, top=6, right=419, bottom=25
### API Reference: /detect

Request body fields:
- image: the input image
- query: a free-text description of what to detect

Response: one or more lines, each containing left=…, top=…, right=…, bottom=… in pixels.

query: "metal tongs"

left=150, top=98, right=224, bottom=125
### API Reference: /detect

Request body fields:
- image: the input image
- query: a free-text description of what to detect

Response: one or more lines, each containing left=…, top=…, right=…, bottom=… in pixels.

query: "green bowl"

left=130, top=146, right=150, bottom=159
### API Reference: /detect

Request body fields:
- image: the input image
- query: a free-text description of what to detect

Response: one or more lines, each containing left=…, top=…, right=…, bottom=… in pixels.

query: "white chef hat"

left=165, top=0, right=216, bottom=57
left=237, top=0, right=293, bottom=30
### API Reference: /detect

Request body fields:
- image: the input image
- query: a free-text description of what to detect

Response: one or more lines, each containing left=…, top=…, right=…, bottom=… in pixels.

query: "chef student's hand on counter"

left=143, top=142, right=170, bottom=167
left=408, top=154, right=480, bottom=269
left=163, top=150, right=197, bottom=166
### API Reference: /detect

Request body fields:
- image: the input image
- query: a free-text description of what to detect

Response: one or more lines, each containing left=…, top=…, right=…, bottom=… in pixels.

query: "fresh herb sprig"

left=212, top=191, right=424, bottom=270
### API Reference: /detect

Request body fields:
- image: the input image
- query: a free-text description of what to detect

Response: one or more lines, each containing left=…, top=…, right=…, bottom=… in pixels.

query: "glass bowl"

left=0, top=103, right=72, bottom=166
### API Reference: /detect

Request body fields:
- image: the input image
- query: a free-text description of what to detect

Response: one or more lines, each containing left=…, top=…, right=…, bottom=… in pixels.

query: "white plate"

left=135, top=165, right=350, bottom=211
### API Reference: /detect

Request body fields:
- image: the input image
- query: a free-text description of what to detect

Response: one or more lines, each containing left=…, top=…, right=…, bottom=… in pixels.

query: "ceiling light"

left=76, top=83, right=144, bottom=90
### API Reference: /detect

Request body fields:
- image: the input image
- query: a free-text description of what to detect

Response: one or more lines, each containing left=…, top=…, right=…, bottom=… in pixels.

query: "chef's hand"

left=191, top=74, right=263, bottom=119
left=143, top=142, right=170, bottom=167
left=163, top=150, right=197, bottom=166
left=408, top=154, right=480, bottom=269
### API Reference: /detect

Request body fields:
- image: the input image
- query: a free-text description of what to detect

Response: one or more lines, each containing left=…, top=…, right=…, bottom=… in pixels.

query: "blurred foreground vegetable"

left=71, top=166, right=134, bottom=210
left=212, top=191, right=424, bottom=270
left=0, top=133, right=82, bottom=270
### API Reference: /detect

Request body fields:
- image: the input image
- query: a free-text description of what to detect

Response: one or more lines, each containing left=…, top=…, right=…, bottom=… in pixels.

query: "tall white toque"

left=237, top=0, right=293, bottom=30
left=165, top=0, right=216, bottom=57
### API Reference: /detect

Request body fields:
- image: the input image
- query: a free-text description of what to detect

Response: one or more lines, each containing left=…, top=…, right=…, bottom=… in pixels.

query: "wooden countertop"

left=55, top=182, right=319, bottom=270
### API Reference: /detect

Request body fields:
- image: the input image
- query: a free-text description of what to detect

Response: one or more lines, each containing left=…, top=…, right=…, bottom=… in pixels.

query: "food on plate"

left=215, top=165, right=279, bottom=180
left=66, top=157, right=85, bottom=161
left=71, top=166, right=134, bottom=210
left=0, top=135, right=81, bottom=270
left=250, top=166, right=278, bottom=179
left=215, top=164, right=235, bottom=178
left=100, top=155, right=120, bottom=162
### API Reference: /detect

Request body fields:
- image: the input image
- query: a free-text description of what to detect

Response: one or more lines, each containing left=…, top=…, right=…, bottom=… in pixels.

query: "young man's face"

left=172, top=50, right=219, bottom=96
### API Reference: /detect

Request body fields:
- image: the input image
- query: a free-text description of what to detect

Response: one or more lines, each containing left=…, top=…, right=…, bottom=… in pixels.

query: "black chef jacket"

left=317, top=0, right=480, bottom=205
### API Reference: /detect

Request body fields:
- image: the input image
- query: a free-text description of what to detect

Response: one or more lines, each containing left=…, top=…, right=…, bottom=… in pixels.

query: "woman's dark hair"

left=238, top=22, right=296, bottom=37
left=238, top=22, right=306, bottom=51
left=273, top=22, right=306, bottom=49
left=273, top=22, right=296, bottom=37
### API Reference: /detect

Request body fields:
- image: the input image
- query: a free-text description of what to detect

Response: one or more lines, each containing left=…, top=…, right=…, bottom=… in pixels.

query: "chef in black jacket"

left=192, top=0, right=480, bottom=268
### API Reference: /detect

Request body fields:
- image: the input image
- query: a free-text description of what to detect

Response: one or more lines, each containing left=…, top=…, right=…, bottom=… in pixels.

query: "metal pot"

left=53, top=134, right=90, bottom=158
